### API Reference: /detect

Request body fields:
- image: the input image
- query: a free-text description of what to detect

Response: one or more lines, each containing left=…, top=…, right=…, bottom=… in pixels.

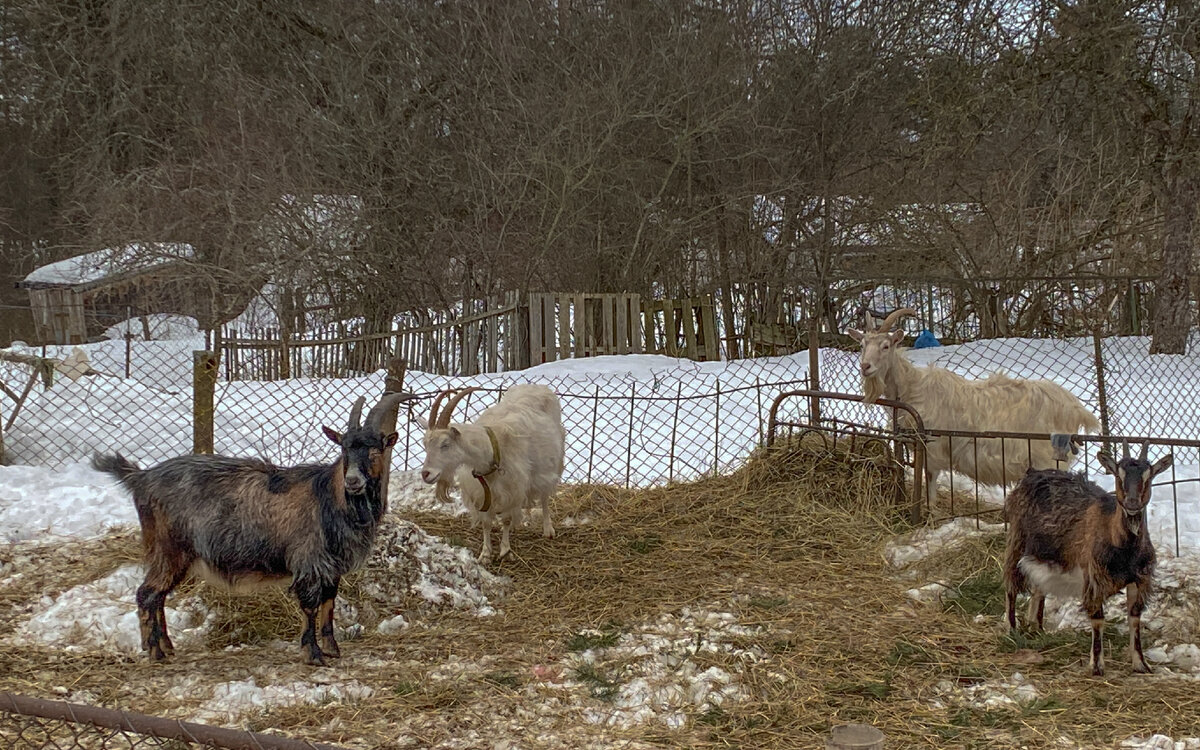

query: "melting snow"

left=556, top=607, right=763, bottom=730
left=885, top=517, right=1005, bottom=568
left=187, top=676, right=375, bottom=724
left=11, top=564, right=210, bottom=655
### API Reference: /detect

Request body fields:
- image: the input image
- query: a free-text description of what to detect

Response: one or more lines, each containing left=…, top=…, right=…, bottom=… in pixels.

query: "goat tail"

left=91, top=452, right=141, bottom=485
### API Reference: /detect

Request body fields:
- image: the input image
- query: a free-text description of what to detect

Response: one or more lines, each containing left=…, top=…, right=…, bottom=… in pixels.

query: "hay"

left=0, top=442, right=1197, bottom=748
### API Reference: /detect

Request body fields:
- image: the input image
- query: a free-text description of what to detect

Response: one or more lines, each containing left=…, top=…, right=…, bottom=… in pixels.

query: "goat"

left=1003, top=442, right=1173, bottom=675
left=416, top=384, right=565, bottom=564
left=848, top=308, right=1100, bottom=503
left=91, top=391, right=415, bottom=666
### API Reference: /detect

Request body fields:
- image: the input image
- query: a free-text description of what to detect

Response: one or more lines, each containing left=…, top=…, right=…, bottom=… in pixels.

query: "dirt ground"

left=1, top=442, right=1199, bottom=749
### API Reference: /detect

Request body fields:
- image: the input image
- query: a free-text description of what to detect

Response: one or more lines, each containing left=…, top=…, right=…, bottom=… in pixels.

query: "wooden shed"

left=17, top=243, right=258, bottom=344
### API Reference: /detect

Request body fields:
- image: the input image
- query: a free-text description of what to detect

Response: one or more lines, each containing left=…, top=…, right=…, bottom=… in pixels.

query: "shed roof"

left=20, top=243, right=195, bottom=290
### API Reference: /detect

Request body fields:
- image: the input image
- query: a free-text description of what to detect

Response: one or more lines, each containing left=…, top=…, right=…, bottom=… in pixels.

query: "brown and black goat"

left=1002, top=442, right=1173, bottom=676
left=92, top=391, right=414, bottom=666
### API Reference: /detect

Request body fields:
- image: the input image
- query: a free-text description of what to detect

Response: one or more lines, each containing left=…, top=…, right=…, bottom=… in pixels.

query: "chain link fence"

left=212, top=356, right=812, bottom=487
left=815, top=329, right=1200, bottom=466
left=0, top=339, right=196, bottom=468
left=0, top=692, right=344, bottom=750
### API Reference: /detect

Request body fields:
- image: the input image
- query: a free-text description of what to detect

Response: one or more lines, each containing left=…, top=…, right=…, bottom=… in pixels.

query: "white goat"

left=417, top=384, right=566, bottom=563
left=848, top=308, right=1101, bottom=504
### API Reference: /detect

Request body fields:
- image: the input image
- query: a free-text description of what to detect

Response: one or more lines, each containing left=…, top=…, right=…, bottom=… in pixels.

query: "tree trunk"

left=1150, top=177, right=1198, bottom=354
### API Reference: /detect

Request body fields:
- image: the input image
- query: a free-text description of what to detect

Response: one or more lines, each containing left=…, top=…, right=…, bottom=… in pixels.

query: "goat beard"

left=861, top=374, right=886, bottom=405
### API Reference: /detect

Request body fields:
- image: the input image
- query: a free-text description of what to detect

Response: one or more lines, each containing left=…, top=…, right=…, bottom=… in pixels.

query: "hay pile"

left=0, top=439, right=1197, bottom=748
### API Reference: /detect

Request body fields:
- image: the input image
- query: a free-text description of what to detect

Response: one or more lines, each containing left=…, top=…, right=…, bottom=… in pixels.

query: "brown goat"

left=1003, top=442, right=1173, bottom=676
left=92, top=391, right=413, bottom=665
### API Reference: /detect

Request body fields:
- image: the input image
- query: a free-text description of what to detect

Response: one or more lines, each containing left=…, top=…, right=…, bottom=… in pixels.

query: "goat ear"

left=450, top=426, right=461, bottom=439
left=1096, top=450, right=1117, bottom=475
left=847, top=328, right=864, bottom=342
left=384, top=432, right=399, bottom=448
left=889, top=329, right=906, bottom=344
left=322, top=426, right=343, bottom=446
left=1151, top=453, right=1174, bottom=476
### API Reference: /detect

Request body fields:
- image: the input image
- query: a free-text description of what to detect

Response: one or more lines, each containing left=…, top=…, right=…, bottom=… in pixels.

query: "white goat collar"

left=472, top=427, right=502, bottom=513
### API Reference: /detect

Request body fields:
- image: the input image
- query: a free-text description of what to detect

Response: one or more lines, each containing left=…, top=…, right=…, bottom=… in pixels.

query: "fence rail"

left=0, top=692, right=346, bottom=749
left=767, top=389, right=1200, bottom=555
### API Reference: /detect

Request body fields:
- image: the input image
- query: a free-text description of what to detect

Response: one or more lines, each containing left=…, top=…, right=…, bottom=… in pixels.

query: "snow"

left=933, top=672, right=1039, bottom=711
left=885, top=517, right=1006, bottom=568
left=22, top=243, right=194, bottom=286
left=555, top=607, right=763, bottom=729
left=0, top=463, right=137, bottom=542
left=11, top=564, right=211, bottom=655
left=188, top=676, right=375, bottom=724
left=1123, top=737, right=1200, bottom=750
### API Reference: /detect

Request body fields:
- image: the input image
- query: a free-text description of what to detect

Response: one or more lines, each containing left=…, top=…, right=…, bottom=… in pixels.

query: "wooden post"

left=192, top=351, right=218, bottom=455
left=1092, top=328, right=1110, bottom=438
left=808, top=318, right=821, bottom=425
left=379, top=357, right=408, bottom=513
left=827, top=723, right=884, bottom=750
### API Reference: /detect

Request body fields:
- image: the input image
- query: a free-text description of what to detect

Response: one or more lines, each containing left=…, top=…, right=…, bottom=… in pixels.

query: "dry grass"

left=1, top=436, right=1198, bottom=749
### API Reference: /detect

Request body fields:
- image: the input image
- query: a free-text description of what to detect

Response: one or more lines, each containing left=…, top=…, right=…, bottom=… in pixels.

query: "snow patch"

left=0, top=463, right=138, bottom=542
left=885, top=517, right=1005, bottom=568
left=556, top=607, right=764, bottom=730
left=11, top=564, right=210, bottom=655
left=934, top=672, right=1038, bottom=711
left=189, top=676, right=375, bottom=724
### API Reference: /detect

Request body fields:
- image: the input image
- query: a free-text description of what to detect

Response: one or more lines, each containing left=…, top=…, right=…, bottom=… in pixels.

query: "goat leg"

left=498, top=515, right=513, bottom=561
left=293, top=577, right=327, bottom=666
left=478, top=516, right=494, bottom=564
left=1088, top=604, right=1105, bottom=676
left=540, top=493, right=555, bottom=539
left=1026, top=591, right=1045, bottom=632
left=135, top=583, right=169, bottom=661
left=1127, top=583, right=1151, bottom=673
left=318, top=581, right=341, bottom=659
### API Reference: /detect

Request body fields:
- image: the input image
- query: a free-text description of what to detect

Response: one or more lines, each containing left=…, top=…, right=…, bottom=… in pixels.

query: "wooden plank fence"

left=527, top=292, right=643, bottom=365
left=642, top=296, right=720, bottom=361
left=221, top=291, right=717, bottom=381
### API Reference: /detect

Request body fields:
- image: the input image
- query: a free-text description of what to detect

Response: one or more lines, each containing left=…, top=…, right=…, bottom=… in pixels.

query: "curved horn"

left=428, top=389, right=454, bottom=428
left=1122, top=439, right=1131, bottom=460
left=878, top=308, right=918, bottom=333
left=1139, top=441, right=1149, bottom=462
left=347, top=396, right=366, bottom=430
left=364, top=391, right=418, bottom=432
left=436, top=387, right=480, bottom=428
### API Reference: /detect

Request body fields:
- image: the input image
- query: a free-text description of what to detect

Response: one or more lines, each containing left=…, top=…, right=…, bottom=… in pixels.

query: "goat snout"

left=344, top=468, right=367, bottom=494
left=860, top=362, right=873, bottom=376
left=420, top=469, right=437, bottom=484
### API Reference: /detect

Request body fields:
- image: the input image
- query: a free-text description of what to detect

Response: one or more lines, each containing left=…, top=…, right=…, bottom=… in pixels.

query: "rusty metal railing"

left=0, top=692, right=347, bottom=750
left=766, top=390, right=1200, bottom=553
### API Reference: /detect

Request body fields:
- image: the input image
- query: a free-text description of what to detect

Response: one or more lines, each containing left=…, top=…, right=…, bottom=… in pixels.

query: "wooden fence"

left=221, top=292, right=718, bottom=381
left=642, top=296, right=720, bottom=361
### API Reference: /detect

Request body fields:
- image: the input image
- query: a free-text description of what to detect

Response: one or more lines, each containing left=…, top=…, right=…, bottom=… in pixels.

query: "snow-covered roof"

left=21, top=243, right=195, bottom=288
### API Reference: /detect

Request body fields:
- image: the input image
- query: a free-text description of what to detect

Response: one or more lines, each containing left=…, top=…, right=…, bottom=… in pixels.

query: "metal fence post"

left=192, top=350, right=218, bottom=455
left=1092, top=329, right=1110, bottom=438
left=379, top=358, right=408, bottom=511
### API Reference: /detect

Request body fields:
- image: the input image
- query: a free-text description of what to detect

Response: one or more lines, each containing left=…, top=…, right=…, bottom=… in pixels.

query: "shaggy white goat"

left=417, top=384, right=566, bottom=563
left=848, top=309, right=1101, bottom=503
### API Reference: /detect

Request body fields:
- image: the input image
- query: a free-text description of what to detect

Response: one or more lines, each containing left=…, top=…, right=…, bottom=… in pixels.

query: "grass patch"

left=573, top=664, right=620, bottom=702
left=887, top=638, right=934, bottom=667
left=564, top=622, right=622, bottom=652
left=628, top=534, right=663, bottom=554
left=483, top=671, right=521, bottom=690
left=747, top=595, right=788, bottom=610
left=944, top=568, right=1006, bottom=617
left=827, top=676, right=893, bottom=701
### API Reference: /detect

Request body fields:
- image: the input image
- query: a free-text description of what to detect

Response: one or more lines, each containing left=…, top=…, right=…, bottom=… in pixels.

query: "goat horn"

left=1122, top=439, right=1131, bottom=460
left=1139, top=441, right=1149, bottom=462
left=364, top=391, right=418, bottom=433
left=878, top=308, right=918, bottom=333
left=347, top=396, right=366, bottom=430
left=864, top=309, right=877, bottom=332
left=428, top=389, right=454, bottom=427
left=436, top=387, right=480, bottom=428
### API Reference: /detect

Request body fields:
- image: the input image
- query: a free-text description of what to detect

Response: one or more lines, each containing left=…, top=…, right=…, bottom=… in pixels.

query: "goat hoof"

left=147, top=647, right=168, bottom=662
left=543, top=528, right=556, bottom=539
left=322, top=644, right=342, bottom=659
left=1091, top=666, right=1105, bottom=677
left=1133, top=663, right=1152, bottom=674
left=305, top=653, right=327, bottom=667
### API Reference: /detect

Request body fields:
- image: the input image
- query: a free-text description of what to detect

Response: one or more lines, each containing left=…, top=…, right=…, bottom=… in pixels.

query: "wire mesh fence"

left=0, top=692, right=344, bottom=750
left=0, top=340, right=195, bottom=469
left=212, top=356, right=812, bottom=487
left=815, top=328, right=1200, bottom=463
